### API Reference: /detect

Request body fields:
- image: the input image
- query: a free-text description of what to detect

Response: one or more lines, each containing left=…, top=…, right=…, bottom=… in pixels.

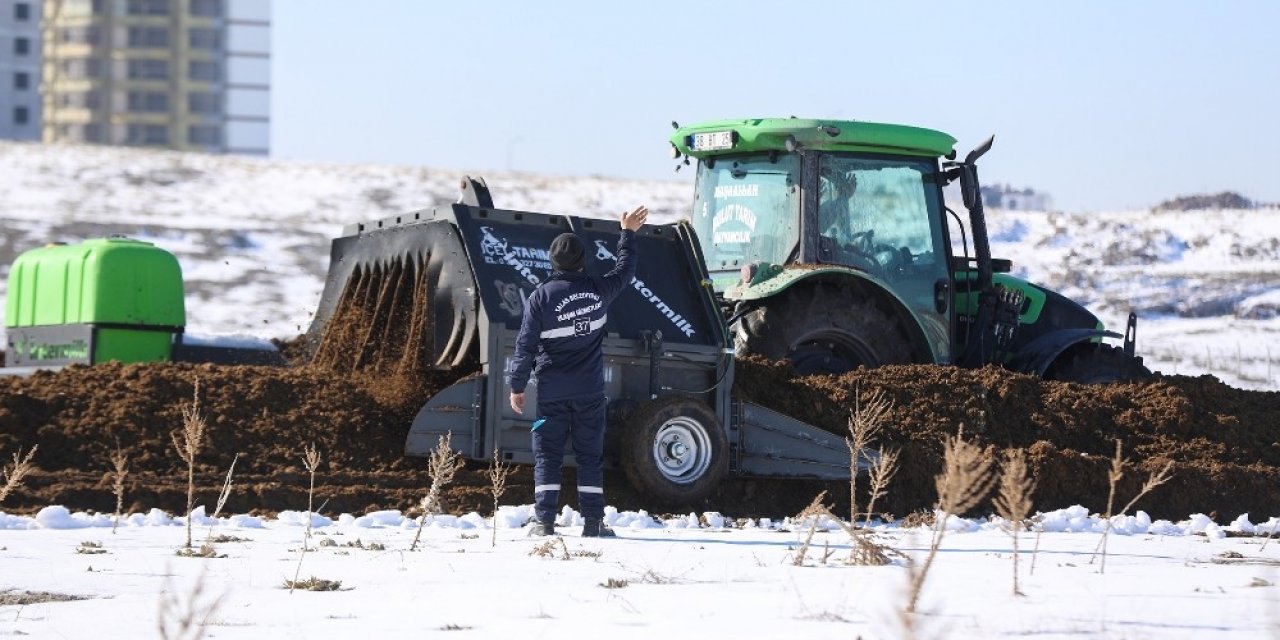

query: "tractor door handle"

left=934, top=278, right=950, bottom=314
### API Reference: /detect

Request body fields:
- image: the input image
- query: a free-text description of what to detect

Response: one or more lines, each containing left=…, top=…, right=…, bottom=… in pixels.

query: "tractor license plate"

left=691, top=131, right=735, bottom=151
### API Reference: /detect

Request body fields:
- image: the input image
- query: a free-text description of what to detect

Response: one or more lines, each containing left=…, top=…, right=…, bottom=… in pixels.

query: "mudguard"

left=1006, top=328, right=1122, bottom=377
left=726, top=265, right=941, bottom=363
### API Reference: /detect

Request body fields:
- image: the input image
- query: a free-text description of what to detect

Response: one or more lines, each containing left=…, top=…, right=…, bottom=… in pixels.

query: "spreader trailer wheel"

left=621, top=396, right=728, bottom=505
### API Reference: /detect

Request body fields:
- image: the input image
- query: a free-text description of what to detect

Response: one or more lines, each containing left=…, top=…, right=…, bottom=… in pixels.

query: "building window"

left=188, top=92, right=220, bottom=114
left=83, top=123, right=104, bottom=143
left=188, top=60, right=221, bottom=82
left=190, top=0, right=222, bottom=17
left=14, top=72, right=30, bottom=90
left=127, top=91, right=169, bottom=113
left=188, top=125, right=221, bottom=145
left=188, top=28, right=221, bottom=50
left=15, top=37, right=31, bottom=56
left=59, top=26, right=102, bottom=45
left=126, top=0, right=169, bottom=15
left=58, top=59, right=103, bottom=79
left=127, top=59, right=170, bottom=80
left=15, top=3, right=31, bottom=21
left=127, top=27, right=170, bottom=48
left=14, top=106, right=30, bottom=125
left=126, top=124, right=169, bottom=145
left=56, top=91, right=103, bottom=110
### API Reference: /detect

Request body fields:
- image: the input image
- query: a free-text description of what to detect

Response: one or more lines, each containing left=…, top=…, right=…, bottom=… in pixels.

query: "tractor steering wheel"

left=842, top=230, right=907, bottom=275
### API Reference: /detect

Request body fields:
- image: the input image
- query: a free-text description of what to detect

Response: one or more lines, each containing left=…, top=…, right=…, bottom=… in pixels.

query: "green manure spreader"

left=302, top=117, right=1148, bottom=506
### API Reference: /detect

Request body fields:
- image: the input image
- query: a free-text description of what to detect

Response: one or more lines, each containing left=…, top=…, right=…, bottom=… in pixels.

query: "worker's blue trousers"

left=532, top=394, right=607, bottom=524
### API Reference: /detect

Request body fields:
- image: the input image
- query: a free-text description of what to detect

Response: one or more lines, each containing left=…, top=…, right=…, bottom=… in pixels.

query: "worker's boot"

left=528, top=520, right=556, bottom=537
left=582, top=518, right=616, bottom=538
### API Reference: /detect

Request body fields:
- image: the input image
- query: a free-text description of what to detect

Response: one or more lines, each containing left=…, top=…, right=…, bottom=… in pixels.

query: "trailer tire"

left=1045, top=344, right=1152, bottom=384
left=736, top=282, right=915, bottom=375
left=621, top=396, right=728, bottom=506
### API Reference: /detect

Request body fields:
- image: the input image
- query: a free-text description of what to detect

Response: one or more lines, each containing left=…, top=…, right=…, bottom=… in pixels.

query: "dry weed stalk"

left=172, top=380, right=209, bottom=550
left=411, top=433, right=464, bottom=552
left=201, top=454, right=239, bottom=547
left=0, top=444, right=38, bottom=505
left=787, top=495, right=894, bottom=567
left=1091, top=440, right=1173, bottom=573
left=907, top=427, right=996, bottom=614
left=864, top=446, right=900, bottom=527
left=289, top=444, right=323, bottom=594
left=993, top=448, right=1037, bottom=595
left=845, top=387, right=893, bottom=524
left=792, top=491, right=829, bottom=566
left=302, top=444, right=322, bottom=547
left=158, top=566, right=224, bottom=640
left=110, top=445, right=129, bottom=534
left=488, top=449, right=513, bottom=548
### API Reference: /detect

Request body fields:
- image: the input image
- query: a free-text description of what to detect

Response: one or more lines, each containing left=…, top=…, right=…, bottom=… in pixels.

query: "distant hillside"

left=1153, top=191, right=1269, bottom=212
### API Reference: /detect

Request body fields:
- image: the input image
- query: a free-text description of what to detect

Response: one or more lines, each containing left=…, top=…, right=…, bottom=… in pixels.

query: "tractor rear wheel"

left=621, top=396, right=728, bottom=506
left=735, top=283, right=916, bottom=375
left=1045, top=344, right=1152, bottom=383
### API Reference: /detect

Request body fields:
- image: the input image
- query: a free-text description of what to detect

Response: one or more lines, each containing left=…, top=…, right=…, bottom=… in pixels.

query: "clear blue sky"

left=272, top=1, right=1280, bottom=212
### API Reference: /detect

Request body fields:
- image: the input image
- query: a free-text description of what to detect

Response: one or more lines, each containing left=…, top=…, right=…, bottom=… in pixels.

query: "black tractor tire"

left=621, top=396, right=729, bottom=506
left=1045, top=344, right=1153, bottom=384
left=735, top=282, right=916, bottom=375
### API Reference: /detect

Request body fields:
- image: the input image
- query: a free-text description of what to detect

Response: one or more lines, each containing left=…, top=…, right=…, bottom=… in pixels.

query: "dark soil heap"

left=0, top=357, right=1276, bottom=520
left=735, top=356, right=1280, bottom=520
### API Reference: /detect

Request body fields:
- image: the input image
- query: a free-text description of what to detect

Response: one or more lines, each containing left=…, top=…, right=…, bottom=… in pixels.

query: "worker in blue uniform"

left=508, top=205, right=648, bottom=537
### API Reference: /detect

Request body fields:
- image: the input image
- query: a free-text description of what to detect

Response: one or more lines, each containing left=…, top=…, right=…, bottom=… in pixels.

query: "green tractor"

left=670, top=118, right=1149, bottom=382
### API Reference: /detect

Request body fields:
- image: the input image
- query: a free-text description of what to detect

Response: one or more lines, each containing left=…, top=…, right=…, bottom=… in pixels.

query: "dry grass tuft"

left=845, top=388, right=893, bottom=524
left=281, top=576, right=342, bottom=592
left=76, top=541, right=107, bottom=555
left=411, top=432, right=464, bottom=552
left=0, top=589, right=86, bottom=606
left=907, top=427, right=996, bottom=614
left=0, top=444, right=39, bottom=505
left=175, top=544, right=225, bottom=559
left=993, top=448, right=1037, bottom=595
left=172, top=380, right=209, bottom=551
left=488, top=448, right=513, bottom=548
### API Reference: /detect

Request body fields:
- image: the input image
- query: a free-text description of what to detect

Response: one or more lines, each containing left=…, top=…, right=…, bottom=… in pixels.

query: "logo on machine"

left=479, top=226, right=547, bottom=286
left=593, top=241, right=696, bottom=338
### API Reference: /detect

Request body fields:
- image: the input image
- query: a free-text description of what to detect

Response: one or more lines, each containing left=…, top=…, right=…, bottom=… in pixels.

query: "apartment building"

left=0, top=1, right=43, bottom=140
left=0, top=0, right=269, bottom=154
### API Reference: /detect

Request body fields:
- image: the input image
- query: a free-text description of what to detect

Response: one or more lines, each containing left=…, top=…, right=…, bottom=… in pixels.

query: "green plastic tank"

left=4, top=236, right=186, bottom=366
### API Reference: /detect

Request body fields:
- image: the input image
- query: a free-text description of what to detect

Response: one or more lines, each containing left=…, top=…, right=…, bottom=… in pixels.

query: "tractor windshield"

left=692, top=153, right=800, bottom=284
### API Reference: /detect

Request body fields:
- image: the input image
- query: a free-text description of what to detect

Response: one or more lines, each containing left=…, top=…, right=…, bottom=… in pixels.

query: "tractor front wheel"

left=735, top=283, right=916, bottom=375
left=1045, top=344, right=1152, bottom=383
left=621, top=396, right=728, bottom=506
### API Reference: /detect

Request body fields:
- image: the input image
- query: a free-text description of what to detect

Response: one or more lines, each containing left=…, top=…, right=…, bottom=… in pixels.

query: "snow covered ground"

left=1, top=141, right=1277, bottom=389
left=1, top=503, right=1279, bottom=638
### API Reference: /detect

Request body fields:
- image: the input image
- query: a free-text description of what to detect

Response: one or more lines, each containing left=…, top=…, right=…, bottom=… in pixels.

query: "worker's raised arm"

left=600, top=205, right=647, bottom=301
left=506, top=292, right=543, bottom=408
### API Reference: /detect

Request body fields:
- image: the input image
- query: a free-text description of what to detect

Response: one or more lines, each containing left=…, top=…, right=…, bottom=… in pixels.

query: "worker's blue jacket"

left=507, top=230, right=637, bottom=402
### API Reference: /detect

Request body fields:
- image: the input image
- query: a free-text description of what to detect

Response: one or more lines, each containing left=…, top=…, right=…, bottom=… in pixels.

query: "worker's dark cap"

left=549, top=233, right=585, bottom=271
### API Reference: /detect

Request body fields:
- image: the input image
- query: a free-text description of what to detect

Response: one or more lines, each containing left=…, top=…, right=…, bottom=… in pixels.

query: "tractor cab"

left=670, top=118, right=1149, bottom=382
